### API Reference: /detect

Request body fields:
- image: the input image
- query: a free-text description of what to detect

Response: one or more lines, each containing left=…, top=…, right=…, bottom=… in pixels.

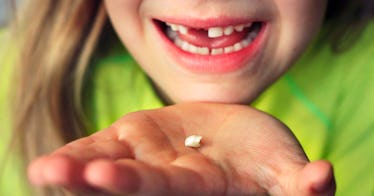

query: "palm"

left=29, top=103, right=335, bottom=195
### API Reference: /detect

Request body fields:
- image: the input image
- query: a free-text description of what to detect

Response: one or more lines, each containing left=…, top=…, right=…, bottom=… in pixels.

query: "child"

left=0, top=0, right=373, bottom=195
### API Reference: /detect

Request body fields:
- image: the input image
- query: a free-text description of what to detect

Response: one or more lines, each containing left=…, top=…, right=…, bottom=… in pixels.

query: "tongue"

left=178, top=28, right=249, bottom=48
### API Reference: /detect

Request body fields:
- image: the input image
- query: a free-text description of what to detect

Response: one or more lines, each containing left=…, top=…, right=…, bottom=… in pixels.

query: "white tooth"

left=181, top=41, right=190, bottom=51
left=188, top=44, right=198, bottom=54
left=241, top=38, right=251, bottom=47
left=244, top=22, right=253, bottom=28
left=208, top=27, right=224, bottom=38
left=178, top=25, right=188, bottom=35
left=185, top=135, right=202, bottom=148
left=211, top=48, right=224, bottom=55
left=224, top=26, right=234, bottom=36
left=234, top=43, right=243, bottom=51
left=171, top=24, right=179, bottom=31
left=197, top=47, right=210, bottom=55
left=224, top=46, right=234, bottom=54
left=167, top=23, right=179, bottom=31
left=234, top=25, right=244, bottom=32
left=174, top=37, right=183, bottom=48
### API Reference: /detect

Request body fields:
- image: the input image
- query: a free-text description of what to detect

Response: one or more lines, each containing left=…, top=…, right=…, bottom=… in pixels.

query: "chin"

left=170, top=92, right=258, bottom=105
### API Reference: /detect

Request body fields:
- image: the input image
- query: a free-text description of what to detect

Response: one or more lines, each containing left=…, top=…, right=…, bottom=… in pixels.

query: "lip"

left=153, top=17, right=268, bottom=74
left=156, top=17, right=262, bottom=29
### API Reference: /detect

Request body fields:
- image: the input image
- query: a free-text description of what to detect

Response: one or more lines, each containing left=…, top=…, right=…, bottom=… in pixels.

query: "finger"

left=300, top=160, right=336, bottom=196
left=28, top=154, right=89, bottom=190
left=28, top=155, right=50, bottom=186
left=83, top=159, right=142, bottom=195
left=281, top=160, right=335, bottom=196
left=52, top=136, right=134, bottom=162
left=84, top=154, right=226, bottom=195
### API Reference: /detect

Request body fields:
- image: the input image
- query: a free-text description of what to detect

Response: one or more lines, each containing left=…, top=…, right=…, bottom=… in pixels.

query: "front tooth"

left=188, top=44, right=198, bottom=54
left=224, top=26, right=234, bottom=36
left=197, top=47, right=210, bottom=55
left=224, top=46, right=234, bottom=53
left=178, top=25, right=188, bottom=35
left=211, top=48, right=224, bottom=55
left=208, top=27, right=224, bottom=38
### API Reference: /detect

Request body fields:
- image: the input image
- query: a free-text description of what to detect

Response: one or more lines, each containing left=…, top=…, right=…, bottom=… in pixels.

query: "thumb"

left=294, top=160, right=336, bottom=196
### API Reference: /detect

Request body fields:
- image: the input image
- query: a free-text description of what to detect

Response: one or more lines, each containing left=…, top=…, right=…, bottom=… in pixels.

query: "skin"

left=28, top=0, right=336, bottom=195
left=104, top=0, right=327, bottom=104
left=29, top=103, right=335, bottom=195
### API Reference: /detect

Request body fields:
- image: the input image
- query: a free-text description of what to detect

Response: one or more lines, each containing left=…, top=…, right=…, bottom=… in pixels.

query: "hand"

left=28, top=103, right=335, bottom=195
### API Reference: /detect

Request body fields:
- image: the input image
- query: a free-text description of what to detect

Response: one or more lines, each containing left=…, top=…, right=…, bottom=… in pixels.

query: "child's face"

left=105, top=0, right=327, bottom=104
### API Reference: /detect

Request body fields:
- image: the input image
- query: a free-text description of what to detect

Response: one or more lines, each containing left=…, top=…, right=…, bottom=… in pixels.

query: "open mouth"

left=155, top=19, right=263, bottom=56
left=152, top=18, right=266, bottom=73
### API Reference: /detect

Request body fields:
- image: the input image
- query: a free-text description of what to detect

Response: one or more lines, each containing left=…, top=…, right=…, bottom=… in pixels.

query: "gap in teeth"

left=166, top=22, right=260, bottom=55
left=166, top=22, right=253, bottom=38
left=172, top=32, right=255, bottom=55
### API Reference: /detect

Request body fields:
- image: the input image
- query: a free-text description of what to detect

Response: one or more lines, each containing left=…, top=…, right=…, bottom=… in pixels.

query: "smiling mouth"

left=153, top=18, right=266, bottom=73
left=155, top=19, right=263, bottom=56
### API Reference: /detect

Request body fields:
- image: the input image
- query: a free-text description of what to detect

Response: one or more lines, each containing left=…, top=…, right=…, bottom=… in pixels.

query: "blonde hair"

left=10, top=0, right=107, bottom=194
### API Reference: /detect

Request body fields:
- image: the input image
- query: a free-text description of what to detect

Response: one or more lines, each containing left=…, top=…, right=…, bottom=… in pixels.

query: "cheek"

left=104, top=0, right=144, bottom=43
left=274, top=0, right=327, bottom=65
left=279, top=0, right=326, bottom=43
left=104, top=0, right=163, bottom=85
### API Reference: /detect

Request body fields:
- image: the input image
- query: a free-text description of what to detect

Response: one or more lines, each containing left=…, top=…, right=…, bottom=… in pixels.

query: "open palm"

left=28, top=103, right=335, bottom=195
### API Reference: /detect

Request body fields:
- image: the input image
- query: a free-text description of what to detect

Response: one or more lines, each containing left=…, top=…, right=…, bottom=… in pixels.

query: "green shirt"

left=1, top=22, right=374, bottom=195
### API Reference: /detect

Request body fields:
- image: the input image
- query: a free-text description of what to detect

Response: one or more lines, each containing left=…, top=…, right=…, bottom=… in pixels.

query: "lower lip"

left=154, top=21, right=267, bottom=74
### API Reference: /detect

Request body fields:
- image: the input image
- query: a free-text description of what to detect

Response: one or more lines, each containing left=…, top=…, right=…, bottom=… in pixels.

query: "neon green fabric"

left=83, top=54, right=163, bottom=133
left=1, top=21, right=373, bottom=195
left=253, top=23, right=374, bottom=194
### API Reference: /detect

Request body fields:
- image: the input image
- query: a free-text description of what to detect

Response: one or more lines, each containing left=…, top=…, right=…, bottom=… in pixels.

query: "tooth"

left=224, top=46, right=234, bottom=54
left=211, top=48, right=224, bottom=55
left=174, top=37, right=183, bottom=48
left=244, top=22, right=253, bottom=28
left=234, top=43, right=243, bottom=51
left=172, top=25, right=178, bottom=31
left=208, top=27, right=224, bottom=38
left=241, top=39, right=251, bottom=47
left=188, top=44, right=198, bottom=54
left=197, top=47, right=210, bottom=55
left=167, top=23, right=179, bottom=31
left=185, top=135, right=202, bottom=148
left=224, top=26, right=234, bottom=36
left=178, top=25, right=188, bottom=35
left=181, top=41, right=190, bottom=51
left=234, top=25, right=244, bottom=32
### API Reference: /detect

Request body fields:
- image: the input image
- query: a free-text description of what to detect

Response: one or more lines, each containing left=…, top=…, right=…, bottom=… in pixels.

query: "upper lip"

left=153, top=16, right=264, bottom=29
